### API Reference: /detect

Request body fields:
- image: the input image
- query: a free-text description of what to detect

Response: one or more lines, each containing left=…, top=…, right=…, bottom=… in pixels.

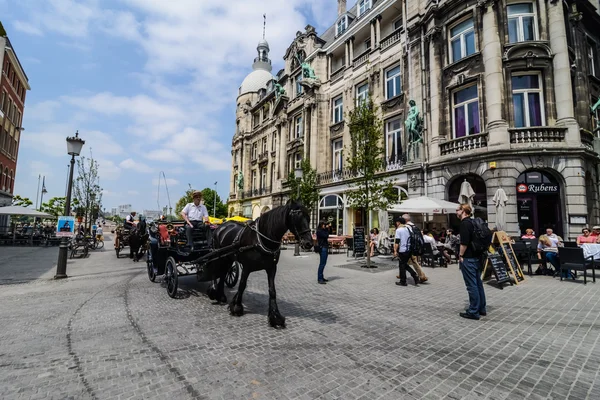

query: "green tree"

left=11, top=195, right=33, bottom=207
left=288, top=158, right=319, bottom=215
left=346, top=99, right=395, bottom=268
left=40, top=197, right=73, bottom=218
left=175, top=188, right=228, bottom=219
left=73, top=156, right=103, bottom=231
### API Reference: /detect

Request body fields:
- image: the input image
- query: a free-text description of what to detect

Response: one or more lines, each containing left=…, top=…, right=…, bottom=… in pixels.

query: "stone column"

left=349, top=36, right=355, bottom=65
left=480, top=2, right=509, bottom=149
left=375, top=15, right=382, bottom=46
left=328, top=54, right=332, bottom=80
left=345, top=41, right=349, bottom=67
left=548, top=0, right=579, bottom=144
left=370, top=20, right=375, bottom=48
left=427, top=29, right=442, bottom=159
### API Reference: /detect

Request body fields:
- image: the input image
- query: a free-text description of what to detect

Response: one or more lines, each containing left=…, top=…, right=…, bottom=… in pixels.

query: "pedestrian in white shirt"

left=181, top=191, right=210, bottom=250
left=393, top=216, right=419, bottom=286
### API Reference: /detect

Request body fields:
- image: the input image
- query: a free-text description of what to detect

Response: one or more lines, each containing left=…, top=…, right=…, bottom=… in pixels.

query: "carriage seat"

left=187, top=225, right=210, bottom=248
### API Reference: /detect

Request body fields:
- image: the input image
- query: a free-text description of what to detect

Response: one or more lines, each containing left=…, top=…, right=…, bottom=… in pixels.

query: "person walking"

left=316, top=221, right=329, bottom=284
left=393, top=216, right=419, bottom=286
left=456, top=204, right=486, bottom=320
left=401, top=213, right=428, bottom=283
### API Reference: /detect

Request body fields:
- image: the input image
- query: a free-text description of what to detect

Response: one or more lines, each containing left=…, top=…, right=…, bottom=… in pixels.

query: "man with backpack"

left=393, top=217, right=420, bottom=286
left=456, top=204, right=488, bottom=320
left=402, top=214, right=428, bottom=283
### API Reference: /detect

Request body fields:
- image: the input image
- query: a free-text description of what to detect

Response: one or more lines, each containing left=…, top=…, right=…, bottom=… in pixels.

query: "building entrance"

left=516, top=170, right=562, bottom=237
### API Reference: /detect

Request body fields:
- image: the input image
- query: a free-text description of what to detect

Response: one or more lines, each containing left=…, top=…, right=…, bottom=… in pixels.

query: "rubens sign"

left=517, top=183, right=559, bottom=194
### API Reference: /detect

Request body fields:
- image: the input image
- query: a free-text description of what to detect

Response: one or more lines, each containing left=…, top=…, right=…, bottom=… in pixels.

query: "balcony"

left=509, top=126, right=566, bottom=144
left=244, top=187, right=272, bottom=198
left=286, top=137, right=304, bottom=151
left=380, top=28, right=402, bottom=51
left=580, top=130, right=594, bottom=151
left=383, top=157, right=406, bottom=172
left=317, top=169, right=358, bottom=185
left=229, top=193, right=237, bottom=200
left=353, top=50, right=370, bottom=68
left=440, top=133, right=488, bottom=156
left=331, top=66, right=345, bottom=83
left=258, top=151, right=269, bottom=164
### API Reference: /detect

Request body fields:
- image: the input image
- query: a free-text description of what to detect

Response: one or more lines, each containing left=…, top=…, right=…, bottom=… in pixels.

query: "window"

left=251, top=170, right=257, bottom=190
left=252, top=112, right=259, bottom=127
left=260, top=167, right=267, bottom=189
left=337, top=16, right=347, bottom=36
left=294, top=152, right=302, bottom=169
left=8, top=170, right=12, bottom=193
left=356, top=83, right=369, bottom=105
left=386, top=119, right=403, bottom=163
left=365, top=38, right=371, bottom=51
left=271, top=133, right=277, bottom=151
left=588, top=41, right=597, bottom=77
left=449, top=18, right=475, bottom=63
left=358, top=0, right=372, bottom=16
left=252, top=143, right=258, bottom=159
left=333, top=96, right=343, bottom=123
left=295, top=73, right=303, bottom=96
left=508, top=3, right=538, bottom=43
left=270, top=162, right=276, bottom=186
left=236, top=121, right=240, bottom=135
left=262, top=138, right=267, bottom=154
left=452, top=85, right=480, bottom=138
left=332, top=139, right=343, bottom=171
left=512, top=74, right=544, bottom=127
left=385, top=65, right=401, bottom=100
left=294, top=115, right=303, bottom=138
left=2, top=168, right=7, bottom=191
left=393, top=18, right=403, bottom=31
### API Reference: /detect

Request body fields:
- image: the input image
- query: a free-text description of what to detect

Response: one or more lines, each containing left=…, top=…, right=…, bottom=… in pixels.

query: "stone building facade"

left=229, top=0, right=600, bottom=240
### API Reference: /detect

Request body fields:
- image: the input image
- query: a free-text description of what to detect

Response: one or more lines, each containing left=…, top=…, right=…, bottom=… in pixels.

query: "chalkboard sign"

left=501, top=243, right=524, bottom=282
left=353, top=227, right=366, bottom=257
left=487, top=253, right=511, bottom=284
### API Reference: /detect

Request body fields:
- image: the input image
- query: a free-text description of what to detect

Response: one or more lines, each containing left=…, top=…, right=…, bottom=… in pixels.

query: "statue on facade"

left=592, top=96, right=600, bottom=131
left=274, top=82, right=286, bottom=99
left=405, top=100, right=423, bottom=144
left=294, top=52, right=318, bottom=81
left=237, top=170, right=244, bottom=191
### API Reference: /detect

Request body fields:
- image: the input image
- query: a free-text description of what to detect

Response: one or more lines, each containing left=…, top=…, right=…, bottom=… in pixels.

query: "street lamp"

left=213, top=181, right=217, bottom=218
left=293, top=166, right=303, bottom=257
left=55, top=131, right=85, bottom=279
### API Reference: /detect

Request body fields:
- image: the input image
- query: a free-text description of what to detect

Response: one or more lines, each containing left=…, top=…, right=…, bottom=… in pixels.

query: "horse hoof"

left=218, top=295, right=228, bottom=304
left=207, top=287, right=217, bottom=301
left=268, top=314, right=286, bottom=328
left=229, top=303, right=244, bottom=316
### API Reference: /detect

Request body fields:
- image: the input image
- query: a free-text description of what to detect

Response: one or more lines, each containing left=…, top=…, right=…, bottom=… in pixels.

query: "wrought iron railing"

left=509, top=126, right=567, bottom=143
left=380, top=28, right=403, bottom=50
left=440, top=132, right=488, bottom=156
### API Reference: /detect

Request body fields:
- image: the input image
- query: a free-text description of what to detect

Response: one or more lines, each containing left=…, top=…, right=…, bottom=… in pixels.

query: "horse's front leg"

left=215, top=268, right=227, bottom=304
left=229, top=266, right=250, bottom=317
left=266, top=265, right=285, bottom=328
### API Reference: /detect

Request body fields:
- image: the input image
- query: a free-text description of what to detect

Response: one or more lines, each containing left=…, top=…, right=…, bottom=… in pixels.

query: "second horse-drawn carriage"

left=146, top=220, right=240, bottom=297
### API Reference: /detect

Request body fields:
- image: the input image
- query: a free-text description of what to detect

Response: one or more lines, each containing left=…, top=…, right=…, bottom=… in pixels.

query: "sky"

left=1, top=0, right=339, bottom=213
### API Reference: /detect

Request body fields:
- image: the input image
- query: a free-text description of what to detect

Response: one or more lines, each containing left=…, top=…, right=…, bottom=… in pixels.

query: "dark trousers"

left=398, top=251, right=418, bottom=284
left=186, top=220, right=207, bottom=247
left=318, top=247, right=328, bottom=281
left=460, top=257, right=486, bottom=316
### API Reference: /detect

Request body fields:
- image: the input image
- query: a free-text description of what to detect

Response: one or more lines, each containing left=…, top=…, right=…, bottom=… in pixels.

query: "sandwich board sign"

left=56, top=216, right=75, bottom=237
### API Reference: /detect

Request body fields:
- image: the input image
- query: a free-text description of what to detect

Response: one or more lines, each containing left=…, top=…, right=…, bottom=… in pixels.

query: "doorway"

left=516, top=170, right=562, bottom=237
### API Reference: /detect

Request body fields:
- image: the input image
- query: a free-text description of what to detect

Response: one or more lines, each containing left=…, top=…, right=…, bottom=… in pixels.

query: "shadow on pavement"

left=0, top=247, right=59, bottom=284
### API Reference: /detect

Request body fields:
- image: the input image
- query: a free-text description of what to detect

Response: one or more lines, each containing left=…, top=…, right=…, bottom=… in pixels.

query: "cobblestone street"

left=1, top=244, right=600, bottom=400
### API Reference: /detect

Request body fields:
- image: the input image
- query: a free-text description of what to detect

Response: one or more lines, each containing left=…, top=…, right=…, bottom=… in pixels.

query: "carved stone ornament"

left=443, top=53, right=482, bottom=78
left=476, top=0, right=499, bottom=9
left=409, top=174, right=419, bottom=189
left=503, top=42, right=553, bottom=70
left=381, top=93, right=405, bottom=111
left=459, top=165, right=467, bottom=175
left=535, top=156, right=545, bottom=169
left=424, top=27, right=442, bottom=43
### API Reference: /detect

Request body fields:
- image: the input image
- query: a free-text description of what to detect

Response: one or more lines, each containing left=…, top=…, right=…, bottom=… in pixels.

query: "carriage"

left=146, top=220, right=240, bottom=298
left=113, top=226, right=132, bottom=258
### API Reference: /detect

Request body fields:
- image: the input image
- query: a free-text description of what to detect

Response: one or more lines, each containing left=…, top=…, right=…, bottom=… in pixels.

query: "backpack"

left=470, top=217, right=493, bottom=255
left=407, top=224, right=425, bottom=256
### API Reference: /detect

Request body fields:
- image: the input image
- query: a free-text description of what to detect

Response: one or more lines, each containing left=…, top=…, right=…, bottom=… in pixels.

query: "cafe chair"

left=345, top=237, right=354, bottom=258
left=563, top=241, right=578, bottom=248
left=557, top=247, right=596, bottom=285
left=421, top=243, right=447, bottom=268
left=512, top=241, right=533, bottom=276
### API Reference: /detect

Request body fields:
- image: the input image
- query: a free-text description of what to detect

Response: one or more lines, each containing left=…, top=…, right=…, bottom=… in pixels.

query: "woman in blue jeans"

left=316, top=221, right=330, bottom=284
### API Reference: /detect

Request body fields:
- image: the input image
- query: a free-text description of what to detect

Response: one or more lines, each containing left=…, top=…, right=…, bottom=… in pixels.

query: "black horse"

left=207, top=200, right=313, bottom=328
left=129, top=220, right=148, bottom=262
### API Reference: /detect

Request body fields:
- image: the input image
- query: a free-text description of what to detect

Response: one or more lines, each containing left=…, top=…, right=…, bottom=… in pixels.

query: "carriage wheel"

left=146, top=252, right=156, bottom=282
left=225, top=261, right=241, bottom=288
left=96, top=240, right=104, bottom=250
left=165, top=256, right=179, bottom=298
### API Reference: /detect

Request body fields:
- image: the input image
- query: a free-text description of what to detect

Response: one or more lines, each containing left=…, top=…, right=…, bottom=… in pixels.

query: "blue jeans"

left=460, top=257, right=486, bottom=316
left=318, top=247, right=328, bottom=281
left=544, top=252, right=559, bottom=271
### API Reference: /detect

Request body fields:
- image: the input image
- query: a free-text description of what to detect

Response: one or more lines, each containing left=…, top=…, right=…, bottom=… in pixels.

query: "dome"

left=258, top=38, right=269, bottom=49
left=239, top=69, right=274, bottom=96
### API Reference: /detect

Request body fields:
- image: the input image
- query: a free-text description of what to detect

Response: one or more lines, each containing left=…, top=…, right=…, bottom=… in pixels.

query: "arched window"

left=8, top=170, right=13, bottom=193
left=0, top=163, right=3, bottom=189
left=318, top=194, right=345, bottom=235
left=2, top=168, right=7, bottom=191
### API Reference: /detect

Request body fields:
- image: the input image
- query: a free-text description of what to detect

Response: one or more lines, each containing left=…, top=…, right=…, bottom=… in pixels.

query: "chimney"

left=338, top=0, right=347, bottom=16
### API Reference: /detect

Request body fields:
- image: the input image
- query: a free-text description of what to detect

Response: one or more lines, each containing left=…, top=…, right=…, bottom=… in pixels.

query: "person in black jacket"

left=316, top=221, right=330, bottom=284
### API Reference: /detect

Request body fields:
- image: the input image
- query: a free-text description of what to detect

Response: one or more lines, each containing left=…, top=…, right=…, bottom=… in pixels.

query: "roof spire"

left=263, top=14, right=266, bottom=39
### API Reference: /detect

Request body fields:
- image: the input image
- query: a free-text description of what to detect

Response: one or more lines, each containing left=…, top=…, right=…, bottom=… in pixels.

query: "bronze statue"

left=592, top=96, right=600, bottom=131
left=237, top=170, right=244, bottom=191
left=275, top=82, right=286, bottom=99
left=405, top=100, right=423, bottom=145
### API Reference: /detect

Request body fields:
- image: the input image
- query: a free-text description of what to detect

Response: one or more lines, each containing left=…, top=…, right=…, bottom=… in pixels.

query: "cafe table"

left=581, top=243, right=600, bottom=260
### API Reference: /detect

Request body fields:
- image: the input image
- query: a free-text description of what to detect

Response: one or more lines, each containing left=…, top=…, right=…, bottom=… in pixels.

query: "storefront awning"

left=388, top=196, right=460, bottom=214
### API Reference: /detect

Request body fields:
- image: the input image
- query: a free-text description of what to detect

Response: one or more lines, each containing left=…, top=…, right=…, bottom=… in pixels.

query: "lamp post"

left=213, top=181, right=217, bottom=218
left=55, top=131, right=85, bottom=279
left=293, top=166, right=303, bottom=257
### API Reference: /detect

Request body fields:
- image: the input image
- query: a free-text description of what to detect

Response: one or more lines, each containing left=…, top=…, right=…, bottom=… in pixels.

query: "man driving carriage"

left=124, top=211, right=137, bottom=230
left=181, top=190, right=211, bottom=251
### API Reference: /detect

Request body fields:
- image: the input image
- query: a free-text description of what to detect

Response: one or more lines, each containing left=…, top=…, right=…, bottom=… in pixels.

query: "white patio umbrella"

left=0, top=206, right=53, bottom=218
left=493, top=188, right=508, bottom=231
left=378, top=210, right=389, bottom=234
left=388, top=196, right=460, bottom=214
left=459, top=180, right=476, bottom=208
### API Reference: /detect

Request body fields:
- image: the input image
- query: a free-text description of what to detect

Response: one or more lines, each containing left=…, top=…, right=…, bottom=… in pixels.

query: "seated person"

left=537, top=230, right=563, bottom=275
left=442, top=229, right=459, bottom=263
left=591, top=226, right=600, bottom=238
left=577, top=227, right=596, bottom=245
left=423, top=229, right=445, bottom=264
left=369, top=228, right=379, bottom=257
left=521, top=228, right=536, bottom=239
left=124, top=211, right=137, bottom=231
left=181, top=190, right=210, bottom=251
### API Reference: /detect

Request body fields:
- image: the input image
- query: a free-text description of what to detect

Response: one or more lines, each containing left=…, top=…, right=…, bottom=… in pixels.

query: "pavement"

left=1, top=241, right=600, bottom=400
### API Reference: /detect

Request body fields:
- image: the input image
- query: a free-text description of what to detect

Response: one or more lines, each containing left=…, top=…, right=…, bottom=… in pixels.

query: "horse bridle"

left=249, top=209, right=310, bottom=255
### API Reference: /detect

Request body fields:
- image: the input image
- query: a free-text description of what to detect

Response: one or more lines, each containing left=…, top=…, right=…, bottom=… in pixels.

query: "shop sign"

left=517, top=183, right=559, bottom=194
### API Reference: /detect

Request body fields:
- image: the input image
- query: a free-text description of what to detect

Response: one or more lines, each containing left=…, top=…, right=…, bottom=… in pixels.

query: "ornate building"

left=229, top=0, right=600, bottom=240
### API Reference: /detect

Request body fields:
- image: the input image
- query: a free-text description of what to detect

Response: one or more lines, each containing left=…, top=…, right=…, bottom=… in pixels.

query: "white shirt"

left=126, top=215, right=134, bottom=222
left=182, top=202, right=209, bottom=221
left=394, top=225, right=410, bottom=253
left=96, top=227, right=103, bottom=235
left=423, top=234, right=439, bottom=254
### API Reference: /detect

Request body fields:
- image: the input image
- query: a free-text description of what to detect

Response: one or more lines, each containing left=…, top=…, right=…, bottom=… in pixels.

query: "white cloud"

left=13, top=20, right=43, bottom=36
left=119, top=158, right=151, bottom=173
left=145, top=149, right=182, bottom=163
left=152, top=177, right=178, bottom=186
left=94, top=158, right=121, bottom=181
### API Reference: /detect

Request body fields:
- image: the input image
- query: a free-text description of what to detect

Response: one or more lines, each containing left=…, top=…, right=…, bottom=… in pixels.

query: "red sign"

left=517, top=184, right=528, bottom=193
